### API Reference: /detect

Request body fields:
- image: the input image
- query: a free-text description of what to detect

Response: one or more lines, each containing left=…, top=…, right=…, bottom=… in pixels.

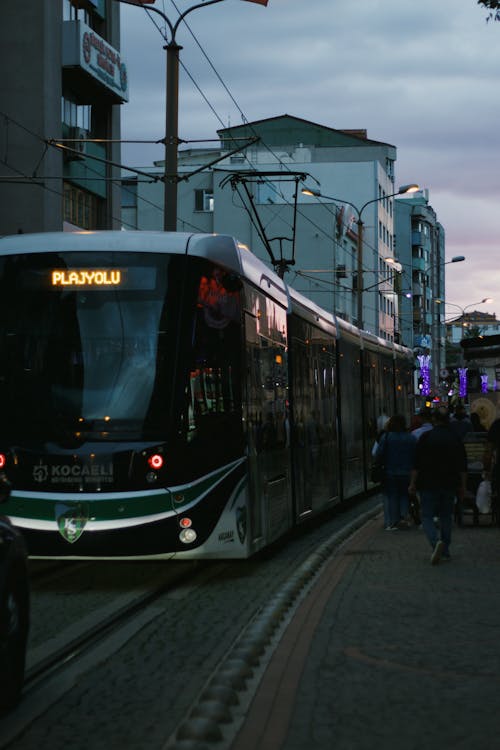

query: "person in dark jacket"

left=450, top=403, right=473, bottom=441
left=409, top=406, right=467, bottom=565
left=376, top=414, right=416, bottom=530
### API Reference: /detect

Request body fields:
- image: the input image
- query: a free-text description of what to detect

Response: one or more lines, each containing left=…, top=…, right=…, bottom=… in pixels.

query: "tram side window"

left=184, top=265, right=244, bottom=470
left=244, top=292, right=288, bottom=456
left=251, top=341, right=288, bottom=453
left=289, top=321, right=336, bottom=481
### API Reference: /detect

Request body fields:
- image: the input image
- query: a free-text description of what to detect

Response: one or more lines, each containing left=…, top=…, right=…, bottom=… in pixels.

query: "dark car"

left=0, top=474, right=30, bottom=714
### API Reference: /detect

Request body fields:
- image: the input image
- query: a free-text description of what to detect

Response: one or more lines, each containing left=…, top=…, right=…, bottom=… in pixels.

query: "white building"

left=122, top=115, right=404, bottom=341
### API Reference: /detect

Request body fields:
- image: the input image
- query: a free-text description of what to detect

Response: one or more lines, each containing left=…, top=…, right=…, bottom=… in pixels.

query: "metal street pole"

left=302, top=184, right=418, bottom=331
left=165, top=40, right=181, bottom=231
left=118, top=0, right=225, bottom=231
left=356, top=218, right=364, bottom=329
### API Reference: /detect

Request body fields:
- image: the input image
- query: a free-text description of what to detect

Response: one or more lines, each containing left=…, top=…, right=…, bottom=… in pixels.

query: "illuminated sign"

left=52, top=269, right=123, bottom=288
left=20, top=264, right=157, bottom=292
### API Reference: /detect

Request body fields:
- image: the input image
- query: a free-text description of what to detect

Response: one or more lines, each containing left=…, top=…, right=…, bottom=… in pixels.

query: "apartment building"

left=122, top=114, right=402, bottom=340
left=0, top=0, right=125, bottom=234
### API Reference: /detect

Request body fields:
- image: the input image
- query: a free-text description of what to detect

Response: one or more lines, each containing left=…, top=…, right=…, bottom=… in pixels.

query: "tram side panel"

left=288, top=314, right=340, bottom=520
left=336, top=332, right=364, bottom=499
left=243, top=285, right=293, bottom=552
left=363, top=345, right=396, bottom=489
left=394, top=351, right=414, bottom=425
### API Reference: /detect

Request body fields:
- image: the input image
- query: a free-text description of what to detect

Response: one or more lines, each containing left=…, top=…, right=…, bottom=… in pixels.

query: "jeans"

left=384, top=474, right=410, bottom=527
left=420, top=489, right=455, bottom=555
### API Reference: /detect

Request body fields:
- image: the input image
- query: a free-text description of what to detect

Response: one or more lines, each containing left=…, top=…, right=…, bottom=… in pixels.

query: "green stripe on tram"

left=6, top=463, right=236, bottom=523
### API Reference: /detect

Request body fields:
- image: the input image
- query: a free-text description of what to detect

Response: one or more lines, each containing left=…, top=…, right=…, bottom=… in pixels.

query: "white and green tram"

left=0, top=231, right=413, bottom=559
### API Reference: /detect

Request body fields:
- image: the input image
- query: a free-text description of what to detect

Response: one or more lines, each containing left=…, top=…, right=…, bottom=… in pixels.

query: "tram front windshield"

left=0, top=251, right=185, bottom=444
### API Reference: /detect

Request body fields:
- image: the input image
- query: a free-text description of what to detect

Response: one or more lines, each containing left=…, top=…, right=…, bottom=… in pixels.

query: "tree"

left=463, top=325, right=484, bottom=338
left=478, top=0, right=500, bottom=21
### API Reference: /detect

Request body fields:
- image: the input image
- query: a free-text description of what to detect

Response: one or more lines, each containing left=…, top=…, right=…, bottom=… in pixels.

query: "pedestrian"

left=450, top=402, right=473, bottom=441
left=470, top=411, right=486, bottom=432
left=377, top=408, right=389, bottom=434
left=486, top=416, right=500, bottom=506
left=411, top=407, right=433, bottom=441
left=409, top=406, right=467, bottom=565
left=376, top=414, right=416, bottom=530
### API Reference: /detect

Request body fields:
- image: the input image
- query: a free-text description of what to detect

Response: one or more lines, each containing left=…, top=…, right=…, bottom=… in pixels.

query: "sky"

left=119, top=0, right=500, bottom=320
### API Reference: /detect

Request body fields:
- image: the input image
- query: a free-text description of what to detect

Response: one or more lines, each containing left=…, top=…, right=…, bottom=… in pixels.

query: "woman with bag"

left=376, top=414, right=417, bottom=530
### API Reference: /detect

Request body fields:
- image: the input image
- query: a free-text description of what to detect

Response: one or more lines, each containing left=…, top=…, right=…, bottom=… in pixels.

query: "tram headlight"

left=179, top=528, right=197, bottom=544
left=146, top=471, right=158, bottom=484
left=178, top=517, right=196, bottom=544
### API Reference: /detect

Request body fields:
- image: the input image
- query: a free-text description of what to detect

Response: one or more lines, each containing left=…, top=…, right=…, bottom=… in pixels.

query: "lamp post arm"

left=134, top=4, right=175, bottom=38
left=357, top=187, right=408, bottom=219
left=132, top=0, right=225, bottom=41
left=171, top=0, right=225, bottom=39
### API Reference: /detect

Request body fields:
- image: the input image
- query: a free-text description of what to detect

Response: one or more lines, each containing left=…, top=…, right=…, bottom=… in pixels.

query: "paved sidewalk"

left=232, top=512, right=500, bottom=750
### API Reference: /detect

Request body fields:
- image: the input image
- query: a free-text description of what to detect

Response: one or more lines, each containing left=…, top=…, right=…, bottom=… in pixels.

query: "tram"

left=0, top=231, right=413, bottom=559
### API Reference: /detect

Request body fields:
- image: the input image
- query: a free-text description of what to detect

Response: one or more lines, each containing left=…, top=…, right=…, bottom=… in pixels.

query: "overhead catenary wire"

left=2, top=6, right=393, bottom=286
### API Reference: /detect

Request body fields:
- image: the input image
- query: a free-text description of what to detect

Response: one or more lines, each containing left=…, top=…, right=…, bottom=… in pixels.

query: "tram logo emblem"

left=33, top=464, right=49, bottom=483
left=55, top=502, right=90, bottom=544
left=236, top=506, right=247, bottom=545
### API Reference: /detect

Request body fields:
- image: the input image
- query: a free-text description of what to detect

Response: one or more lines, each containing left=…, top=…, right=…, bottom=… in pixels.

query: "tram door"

left=243, top=291, right=292, bottom=549
left=289, top=322, right=339, bottom=519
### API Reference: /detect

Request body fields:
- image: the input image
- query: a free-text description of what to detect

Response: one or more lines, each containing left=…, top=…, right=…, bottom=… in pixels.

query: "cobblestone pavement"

left=0, top=497, right=380, bottom=750
left=233, top=513, right=500, bottom=750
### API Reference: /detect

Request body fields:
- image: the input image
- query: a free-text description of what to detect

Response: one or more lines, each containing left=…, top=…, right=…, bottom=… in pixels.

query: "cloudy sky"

left=119, top=0, right=500, bottom=320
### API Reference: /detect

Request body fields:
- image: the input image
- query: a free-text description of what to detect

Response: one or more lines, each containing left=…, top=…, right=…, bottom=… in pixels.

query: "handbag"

left=476, top=479, right=492, bottom=513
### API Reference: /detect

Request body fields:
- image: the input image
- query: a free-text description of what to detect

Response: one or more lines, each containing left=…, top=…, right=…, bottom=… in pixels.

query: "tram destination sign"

left=21, top=267, right=157, bottom=291
left=52, top=269, right=123, bottom=287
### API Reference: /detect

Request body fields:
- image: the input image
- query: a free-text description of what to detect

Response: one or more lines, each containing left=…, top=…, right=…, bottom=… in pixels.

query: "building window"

left=63, top=0, right=91, bottom=23
left=61, top=97, right=91, bottom=130
left=121, top=180, right=137, bottom=209
left=195, top=189, right=214, bottom=212
left=63, top=183, right=98, bottom=229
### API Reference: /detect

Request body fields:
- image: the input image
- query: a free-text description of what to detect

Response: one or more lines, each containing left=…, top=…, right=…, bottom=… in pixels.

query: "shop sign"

left=64, top=20, right=129, bottom=102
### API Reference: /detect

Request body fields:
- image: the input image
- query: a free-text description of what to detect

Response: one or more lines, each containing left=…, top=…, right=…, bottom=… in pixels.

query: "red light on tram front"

left=0, top=454, right=6, bottom=469
left=179, top=517, right=192, bottom=528
left=148, top=454, right=164, bottom=470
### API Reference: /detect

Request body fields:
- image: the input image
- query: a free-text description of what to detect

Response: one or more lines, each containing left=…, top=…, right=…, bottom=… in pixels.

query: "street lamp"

left=301, top=183, right=419, bottom=330
left=118, top=0, right=266, bottom=231
left=436, top=297, right=494, bottom=340
left=419, top=255, right=465, bottom=340
left=436, top=298, right=493, bottom=393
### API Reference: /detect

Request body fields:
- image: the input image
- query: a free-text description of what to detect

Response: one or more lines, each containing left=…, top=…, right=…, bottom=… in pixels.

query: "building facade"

left=446, top=310, right=500, bottom=345
left=394, top=191, right=446, bottom=394
left=122, top=114, right=405, bottom=341
left=0, top=0, right=126, bottom=234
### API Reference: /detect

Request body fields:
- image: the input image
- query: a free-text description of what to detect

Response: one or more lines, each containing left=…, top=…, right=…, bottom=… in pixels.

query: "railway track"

left=0, top=560, right=226, bottom=748
left=0, top=497, right=381, bottom=750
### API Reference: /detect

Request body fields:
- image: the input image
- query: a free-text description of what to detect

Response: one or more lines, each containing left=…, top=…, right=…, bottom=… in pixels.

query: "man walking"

left=409, top=407, right=467, bottom=565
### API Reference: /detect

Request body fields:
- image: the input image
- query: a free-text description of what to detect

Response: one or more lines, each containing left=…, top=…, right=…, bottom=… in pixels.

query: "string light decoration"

left=458, top=367, right=468, bottom=398
left=417, top=354, right=431, bottom=396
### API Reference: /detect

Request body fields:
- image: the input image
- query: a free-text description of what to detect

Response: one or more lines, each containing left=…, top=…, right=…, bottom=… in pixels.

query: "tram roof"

left=0, top=231, right=412, bottom=359
left=0, top=229, right=291, bottom=307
